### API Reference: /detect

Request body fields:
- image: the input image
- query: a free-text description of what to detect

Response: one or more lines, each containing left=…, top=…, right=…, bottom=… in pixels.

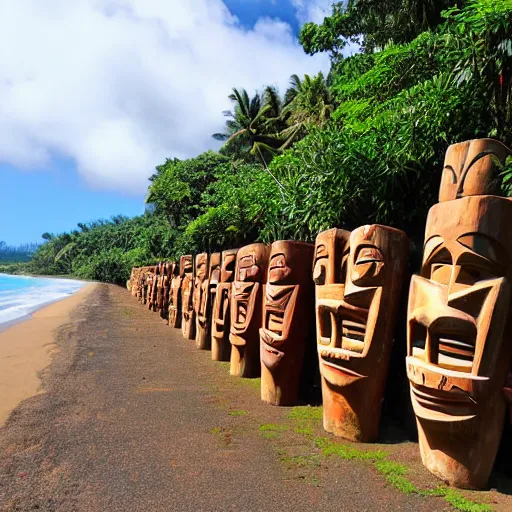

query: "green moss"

left=240, top=377, right=261, bottom=390
left=259, top=423, right=288, bottom=432
left=261, top=431, right=281, bottom=439
left=280, top=454, right=321, bottom=469
left=228, top=409, right=248, bottom=416
left=287, top=406, right=323, bottom=422
left=294, top=423, right=314, bottom=438
left=432, top=488, right=493, bottom=512
left=314, top=437, right=388, bottom=461
left=375, top=460, right=417, bottom=494
left=211, top=426, right=222, bottom=435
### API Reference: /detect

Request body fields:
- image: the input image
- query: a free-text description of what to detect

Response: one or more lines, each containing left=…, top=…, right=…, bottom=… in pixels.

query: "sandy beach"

left=0, top=283, right=97, bottom=426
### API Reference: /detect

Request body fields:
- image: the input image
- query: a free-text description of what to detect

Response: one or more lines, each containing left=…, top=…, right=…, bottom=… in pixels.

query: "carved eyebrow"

left=316, top=244, right=325, bottom=255
left=457, top=151, right=504, bottom=197
left=456, top=233, right=505, bottom=266
left=423, top=235, right=444, bottom=262
left=443, top=165, right=458, bottom=184
left=270, top=252, right=286, bottom=261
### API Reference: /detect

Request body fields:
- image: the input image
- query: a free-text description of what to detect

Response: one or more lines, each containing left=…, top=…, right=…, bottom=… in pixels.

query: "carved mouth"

left=319, top=348, right=366, bottom=379
left=317, top=302, right=368, bottom=356
left=260, top=335, right=285, bottom=370
left=410, top=321, right=476, bottom=372
left=237, top=302, right=248, bottom=323
left=341, top=319, right=366, bottom=353
left=409, top=384, right=476, bottom=420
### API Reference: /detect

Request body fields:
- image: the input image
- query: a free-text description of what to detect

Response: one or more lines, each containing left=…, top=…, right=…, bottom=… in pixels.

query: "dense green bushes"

left=17, top=0, right=512, bottom=285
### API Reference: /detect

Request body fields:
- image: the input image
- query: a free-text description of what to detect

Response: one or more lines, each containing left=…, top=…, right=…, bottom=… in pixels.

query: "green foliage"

left=260, top=0, right=512, bottom=243
left=299, top=0, right=460, bottom=55
left=147, top=151, right=229, bottom=227
left=0, top=241, right=39, bottom=263
left=25, top=215, right=176, bottom=285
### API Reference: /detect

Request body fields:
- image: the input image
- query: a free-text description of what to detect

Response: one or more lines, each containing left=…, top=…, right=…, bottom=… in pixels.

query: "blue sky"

left=0, top=1, right=331, bottom=245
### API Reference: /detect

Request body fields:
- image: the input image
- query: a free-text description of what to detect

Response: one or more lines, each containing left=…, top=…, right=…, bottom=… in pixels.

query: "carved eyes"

left=355, top=247, right=383, bottom=265
left=313, top=244, right=328, bottom=285
left=430, top=258, right=496, bottom=287
left=351, top=247, right=383, bottom=283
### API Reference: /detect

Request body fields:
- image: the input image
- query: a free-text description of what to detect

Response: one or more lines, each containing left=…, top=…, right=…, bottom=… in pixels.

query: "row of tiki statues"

left=128, top=139, right=512, bottom=490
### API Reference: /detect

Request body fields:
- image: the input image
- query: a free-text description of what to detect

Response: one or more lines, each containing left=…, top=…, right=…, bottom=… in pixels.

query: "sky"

left=0, top=0, right=334, bottom=245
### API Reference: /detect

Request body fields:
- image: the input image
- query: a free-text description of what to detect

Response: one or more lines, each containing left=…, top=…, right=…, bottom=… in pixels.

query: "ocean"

left=0, top=274, right=85, bottom=328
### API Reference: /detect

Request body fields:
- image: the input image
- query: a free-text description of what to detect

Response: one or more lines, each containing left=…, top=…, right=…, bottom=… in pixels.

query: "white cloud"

left=292, top=0, right=334, bottom=25
left=0, top=0, right=329, bottom=193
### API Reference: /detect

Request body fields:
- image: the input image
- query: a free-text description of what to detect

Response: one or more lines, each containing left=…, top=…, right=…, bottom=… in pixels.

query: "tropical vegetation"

left=8, top=0, right=512, bottom=285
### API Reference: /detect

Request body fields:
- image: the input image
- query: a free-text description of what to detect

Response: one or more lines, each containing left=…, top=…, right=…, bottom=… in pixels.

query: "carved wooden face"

left=315, top=226, right=406, bottom=388
left=198, top=253, right=220, bottom=322
left=221, top=249, right=238, bottom=283
left=209, top=253, right=222, bottom=284
left=260, top=241, right=313, bottom=370
left=180, top=255, right=192, bottom=277
left=181, top=255, right=194, bottom=312
left=439, top=139, right=511, bottom=202
left=212, top=249, right=239, bottom=338
left=231, top=243, right=269, bottom=341
left=407, top=195, right=512, bottom=422
left=195, top=253, right=208, bottom=283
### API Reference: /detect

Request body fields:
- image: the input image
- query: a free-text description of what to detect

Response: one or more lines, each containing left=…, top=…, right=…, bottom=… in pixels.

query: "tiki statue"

left=181, top=255, right=195, bottom=339
left=407, top=138, right=512, bottom=489
left=169, top=262, right=182, bottom=328
left=193, top=253, right=210, bottom=349
left=211, top=249, right=238, bottom=362
left=230, top=243, right=270, bottom=378
left=314, top=225, right=408, bottom=442
left=260, top=241, right=314, bottom=405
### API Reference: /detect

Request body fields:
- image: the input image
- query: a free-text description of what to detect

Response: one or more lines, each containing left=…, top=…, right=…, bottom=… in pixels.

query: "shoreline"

left=0, top=274, right=90, bottom=333
left=0, top=283, right=98, bottom=426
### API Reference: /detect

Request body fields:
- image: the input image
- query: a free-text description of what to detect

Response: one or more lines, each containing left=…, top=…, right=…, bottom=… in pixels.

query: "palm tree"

left=212, top=87, right=284, bottom=165
left=280, top=72, right=334, bottom=146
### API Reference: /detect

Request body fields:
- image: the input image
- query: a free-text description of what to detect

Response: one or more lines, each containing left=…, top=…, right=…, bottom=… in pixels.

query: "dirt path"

left=0, top=284, right=506, bottom=511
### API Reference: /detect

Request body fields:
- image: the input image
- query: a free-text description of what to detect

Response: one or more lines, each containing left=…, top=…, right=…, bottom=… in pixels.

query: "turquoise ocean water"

left=0, top=274, right=84, bottom=328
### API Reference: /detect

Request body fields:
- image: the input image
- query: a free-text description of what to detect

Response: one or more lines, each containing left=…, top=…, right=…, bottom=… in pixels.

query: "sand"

left=0, top=283, right=97, bottom=426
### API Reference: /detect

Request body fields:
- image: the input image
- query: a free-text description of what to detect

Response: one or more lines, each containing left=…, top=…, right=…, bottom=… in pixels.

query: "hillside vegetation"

left=14, top=0, right=512, bottom=285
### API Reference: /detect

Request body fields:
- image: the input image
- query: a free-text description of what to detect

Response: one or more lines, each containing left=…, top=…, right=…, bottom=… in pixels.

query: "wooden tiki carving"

left=407, top=138, right=512, bottom=489
left=193, top=253, right=210, bottom=349
left=315, top=226, right=408, bottom=442
left=211, top=249, right=238, bottom=361
left=169, top=260, right=184, bottom=328
left=156, top=263, right=167, bottom=315
left=181, top=255, right=195, bottom=339
left=160, top=262, right=172, bottom=321
left=144, top=267, right=156, bottom=306
left=148, top=263, right=162, bottom=312
left=260, top=241, right=314, bottom=405
left=230, top=243, right=270, bottom=377
left=195, top=252, right=220, bottom=351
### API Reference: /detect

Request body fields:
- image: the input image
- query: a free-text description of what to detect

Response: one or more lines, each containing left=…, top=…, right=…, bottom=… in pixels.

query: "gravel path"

left=0, top=284, right=475, bottom=511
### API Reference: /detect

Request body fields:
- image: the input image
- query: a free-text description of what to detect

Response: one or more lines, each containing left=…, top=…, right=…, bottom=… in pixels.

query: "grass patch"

left=259, top=423, right=288, bottom=439
left=238, top=377, right=261, bottom=390
left=259, top=423, right=288, bottom=432
left=287, top=406, right=323, bottom=422
left=218, top=362, right=230, bottom=371
left=314, top=437, right=388, bottom=461
left=433, top=488, right=493, bottom=512
left=375, top=460, right=417, bottom=494
left=228, top=409, right=248, bottom=416
left=280, top=454, right=321, bottom=469
left=261, top=431, right=281, bottom=439
left=294, top=422, right=314, bottom=438
left=211, top=426, right=222, bottom=435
